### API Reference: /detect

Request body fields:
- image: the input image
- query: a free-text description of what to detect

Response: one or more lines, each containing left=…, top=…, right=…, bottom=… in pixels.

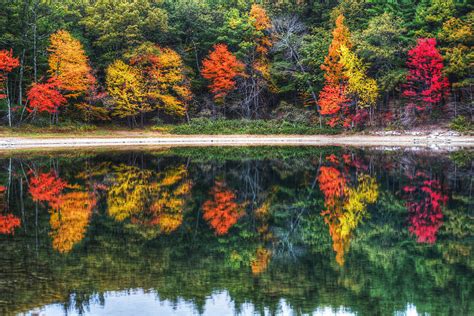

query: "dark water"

left=0, top=147, right=472, bottom=316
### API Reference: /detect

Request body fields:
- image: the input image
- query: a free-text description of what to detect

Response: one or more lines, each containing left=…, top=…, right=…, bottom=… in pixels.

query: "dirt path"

left=0, top=134, right=472, bottom=150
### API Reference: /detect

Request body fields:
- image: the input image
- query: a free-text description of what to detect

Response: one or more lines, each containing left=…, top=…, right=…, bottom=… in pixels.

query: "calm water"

left=0, top=147, right=472, bottom=316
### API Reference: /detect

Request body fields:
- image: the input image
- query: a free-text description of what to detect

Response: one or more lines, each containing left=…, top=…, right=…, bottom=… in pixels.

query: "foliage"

left=106, top=60, right=148, bottom=124
left=402, top=38, right=450, bottom=116
left=129, top=42, right=191, bottom=117
left=48, top=30, right=95, bottom=98
left=159, top=118, right=340, bottom=135
left=0, top=0, right=472, bottom=129
left=450, top=116, right=473, bottom=134
left=26, top=80, right=67, bottom=114
left=0, top=49, right=19, bottom=99
left=201, top=44, right=244, bottom=102
left=0, top=214, right=21, bottom=235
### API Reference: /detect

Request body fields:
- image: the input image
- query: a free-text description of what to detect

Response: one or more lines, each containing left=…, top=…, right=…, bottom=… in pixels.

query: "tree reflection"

left=50, top=192, right=96, bottom=253
left=107, top=164, right=191, bottom=235
left=403, top=174, right=447, bottom=244
left=0, top=185, right=21, bottom=235
left=203, top=180, right=245, bottom=236
left=318, top=157, right=379, bottom=266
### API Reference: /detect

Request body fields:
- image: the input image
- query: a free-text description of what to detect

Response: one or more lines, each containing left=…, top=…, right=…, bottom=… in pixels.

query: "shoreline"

left=0, top=134, right=472, bottom=150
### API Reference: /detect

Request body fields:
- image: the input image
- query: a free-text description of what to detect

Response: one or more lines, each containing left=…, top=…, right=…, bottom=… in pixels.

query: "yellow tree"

left=129, top=43, right=192, bottom=117
left=49, top=192, right=96, bottom=253
left=340, top=45, right=378, bottom=123
left=48, top=30, right=96, bottom=98
left=106, top=60, right=149, bottom=127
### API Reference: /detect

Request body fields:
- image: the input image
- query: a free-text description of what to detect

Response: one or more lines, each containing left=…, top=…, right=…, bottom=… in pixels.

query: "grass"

left=154, top=118, right=340, bottom=135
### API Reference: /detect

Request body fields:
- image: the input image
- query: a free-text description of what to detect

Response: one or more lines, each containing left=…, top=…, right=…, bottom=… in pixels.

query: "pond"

left=0, top=147, right=472, bottom=315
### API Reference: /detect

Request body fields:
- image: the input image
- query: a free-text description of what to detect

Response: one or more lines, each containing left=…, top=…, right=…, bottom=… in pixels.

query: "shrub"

left=450, top=116, right=473, bottom=134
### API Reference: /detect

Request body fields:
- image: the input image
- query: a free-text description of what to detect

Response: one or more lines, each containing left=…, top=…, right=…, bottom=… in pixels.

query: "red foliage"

left=29, top=171, right=69, bottom=208
left=402, top=38, right=449, bottom=113
left=202, top=180, right=244, bottom=235
left=201, top=44, right=244, bottom=101
left=403, top=176, right=447, bottom=244
left=0, top=49, right=20, bottom=99
left=26, top=79, right=67, bottom=114
left=0, top=214, right=21, bottom=235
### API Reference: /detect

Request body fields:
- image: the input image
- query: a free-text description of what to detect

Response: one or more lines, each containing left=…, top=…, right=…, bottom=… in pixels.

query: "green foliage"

left=157, top=118, right=340, bottom=135
left=450, top=116, right=473, bottom=134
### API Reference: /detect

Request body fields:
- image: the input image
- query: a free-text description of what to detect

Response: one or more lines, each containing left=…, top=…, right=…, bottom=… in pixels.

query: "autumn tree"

left=318, top=14, right=352, bottom=126
left=26, top=79, right=67, bottom=118
left=340, top=45, right=378, bottom=127
left=0, top=49, right=20, bottom=126
left=48, top=30, right=96, bottom=98
left=201, top=44, right=244, bottom=102
left=202, top=180, right=244, bottom=236
left=129, top=43, right=192, bottom=118
left=106, top=60, right=148, bottom=127
left=319, top=14, right=378, bottom=128
left=0, top=214, right=21, bottom=235
left=402, top=38, right=449, bottom=120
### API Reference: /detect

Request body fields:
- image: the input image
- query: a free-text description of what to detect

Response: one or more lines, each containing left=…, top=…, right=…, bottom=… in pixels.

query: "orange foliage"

left=0, top=49, right=20, bottom=99
left=249, top=4, right=272, bottom=55
left=48, top=30, right=95, bottom=97
left=318, top=14, right=352, bottom=121
left=29, top=171, right=69, bottom=208
left=202, top=180, right=244, bottom=235
left=49, top=192, right=96, bottom=253
left=201, top=44, right=244, bottom=101
left=0, top=214, right=21, bottom=235
left=26, top=79, right=67, bottom=114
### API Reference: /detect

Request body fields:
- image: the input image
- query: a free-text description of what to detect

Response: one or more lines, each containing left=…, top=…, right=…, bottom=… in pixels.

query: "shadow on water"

left=0, top=147, right=472, bottom=315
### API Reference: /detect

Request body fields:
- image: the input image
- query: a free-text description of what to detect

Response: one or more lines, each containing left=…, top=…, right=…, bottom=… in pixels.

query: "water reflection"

left=0, top=147, right=472, bottom=315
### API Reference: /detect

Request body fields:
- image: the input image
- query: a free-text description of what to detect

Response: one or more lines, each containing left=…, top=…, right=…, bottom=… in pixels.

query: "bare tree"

left=272, top=15, right=322, bottom=127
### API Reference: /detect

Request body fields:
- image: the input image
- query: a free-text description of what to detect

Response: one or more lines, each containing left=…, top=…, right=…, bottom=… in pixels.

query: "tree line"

left=0, top=0, right=472, bottom=128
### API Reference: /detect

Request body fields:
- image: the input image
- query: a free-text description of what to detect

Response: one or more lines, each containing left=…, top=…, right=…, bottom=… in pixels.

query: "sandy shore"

left=0, top=134, right=472, bottom=150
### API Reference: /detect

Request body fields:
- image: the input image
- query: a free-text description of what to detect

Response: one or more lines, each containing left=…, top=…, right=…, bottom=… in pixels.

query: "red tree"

left=403, top=38, right=449, bottom=114
left=27, top=79, right=67, bottom=114
left=0, top=214, right=21, bottom=235
left=0, top=49, right=20, bottom=99
left=201, top=44, right=244, bottom=101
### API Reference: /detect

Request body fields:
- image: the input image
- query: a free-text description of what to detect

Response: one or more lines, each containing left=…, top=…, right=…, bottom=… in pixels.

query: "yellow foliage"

left=48, top=30, right=95, bottom=98
left=340, top=45, right=378, bottom=108
left=49, top=192, right=96, bottom=253
left=106, top=60, right=149, bottom=119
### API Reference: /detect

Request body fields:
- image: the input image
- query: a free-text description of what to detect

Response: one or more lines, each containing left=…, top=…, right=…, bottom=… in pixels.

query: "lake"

left=0, top=147, right=472, bottom=315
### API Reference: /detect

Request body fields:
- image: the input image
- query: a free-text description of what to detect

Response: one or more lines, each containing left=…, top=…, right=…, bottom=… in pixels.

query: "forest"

left=0, top=0, right=472, bottom=131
